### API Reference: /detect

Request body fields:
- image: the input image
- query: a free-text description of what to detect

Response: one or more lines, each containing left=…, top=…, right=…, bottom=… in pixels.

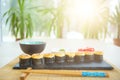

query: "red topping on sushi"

left=78, top=47, right=94, bottom=52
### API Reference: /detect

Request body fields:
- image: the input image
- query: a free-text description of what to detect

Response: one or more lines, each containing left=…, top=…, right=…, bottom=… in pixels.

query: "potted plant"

left=3, top=0, right=36, bottom=40
left=109, top=1, right=120, bottom=46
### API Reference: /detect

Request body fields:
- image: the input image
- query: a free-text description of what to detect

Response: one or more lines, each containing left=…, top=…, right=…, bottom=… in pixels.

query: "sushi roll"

left=94, top=51, right=103, bottom=62
left=31, top=54, right=44, bottom=68
left=19, top=54, right=31, bottom=68
left=65, top=52, right=75, bottom=63
left=44, top=53, right=55, bottom=64
left=85, top=52, right=94, bottom=63
left=55, top=52, right=65, bottom=64
left=75, top=52, right=85, bottom=63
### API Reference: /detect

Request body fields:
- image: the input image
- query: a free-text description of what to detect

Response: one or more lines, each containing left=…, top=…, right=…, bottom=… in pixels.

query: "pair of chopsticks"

left=20, top=68, right=109, bottom=80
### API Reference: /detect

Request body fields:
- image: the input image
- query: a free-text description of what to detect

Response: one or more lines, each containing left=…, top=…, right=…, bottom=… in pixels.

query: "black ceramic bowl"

left=20, top=41, right=46, bottom=55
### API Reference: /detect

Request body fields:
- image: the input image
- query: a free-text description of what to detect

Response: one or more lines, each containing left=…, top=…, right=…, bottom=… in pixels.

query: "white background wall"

left=0, top=0, right=2, bottom=44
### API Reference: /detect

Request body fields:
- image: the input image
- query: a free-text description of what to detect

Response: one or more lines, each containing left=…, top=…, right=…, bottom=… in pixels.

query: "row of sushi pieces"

left=19, top=49, right=103, bottom=68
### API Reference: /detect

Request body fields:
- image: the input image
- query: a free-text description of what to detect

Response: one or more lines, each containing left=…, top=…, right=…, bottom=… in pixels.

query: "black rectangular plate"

left=13, top=61, right=113, bottom=70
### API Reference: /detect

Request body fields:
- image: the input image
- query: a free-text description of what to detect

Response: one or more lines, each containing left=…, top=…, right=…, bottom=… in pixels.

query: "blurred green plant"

left=3, top=0, right=110, bottom=39
left=109, top=1, right=120, bottom=39
left=36, top=0, right=70, bottom=38
left=3, top=0, right=37, bottom=40
left=80, top=0, right=109, bottom=39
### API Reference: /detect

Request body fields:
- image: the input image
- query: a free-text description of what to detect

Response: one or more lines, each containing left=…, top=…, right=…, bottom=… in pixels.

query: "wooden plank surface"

left=0, top=58, right=120, bottom=80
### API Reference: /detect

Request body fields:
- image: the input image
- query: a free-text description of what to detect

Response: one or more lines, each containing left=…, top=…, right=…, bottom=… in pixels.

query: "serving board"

left=13, top=60, right=113, bottom=70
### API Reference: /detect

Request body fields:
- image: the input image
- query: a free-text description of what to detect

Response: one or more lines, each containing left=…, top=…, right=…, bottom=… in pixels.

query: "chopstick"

left=22, top=69, right=81, bottom=77
left=20, top=68, right=109, bottom=80
left=22, top=69, right=109, bottom=77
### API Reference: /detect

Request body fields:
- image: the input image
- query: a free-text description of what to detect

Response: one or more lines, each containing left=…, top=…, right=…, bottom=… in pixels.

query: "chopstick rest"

left=82, top=72, right=108, bottom=77
left=20, top=67, right=32, bottom=80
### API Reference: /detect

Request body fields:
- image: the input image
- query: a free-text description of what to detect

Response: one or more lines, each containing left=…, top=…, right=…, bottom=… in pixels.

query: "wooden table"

left=0, top=58, right=120, bottom=80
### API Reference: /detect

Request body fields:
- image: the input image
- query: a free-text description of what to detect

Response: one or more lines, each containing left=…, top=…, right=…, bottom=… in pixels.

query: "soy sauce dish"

left=19, top=41, right=46, bottom=55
